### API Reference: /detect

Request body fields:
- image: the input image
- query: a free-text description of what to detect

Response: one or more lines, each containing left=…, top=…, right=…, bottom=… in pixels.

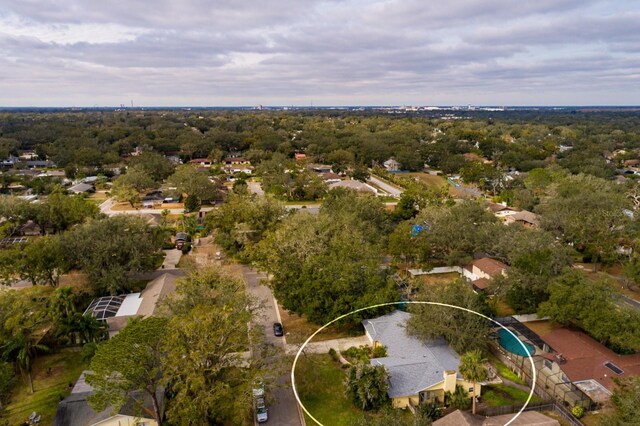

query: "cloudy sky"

left=0, top=0, right=639, bottom=106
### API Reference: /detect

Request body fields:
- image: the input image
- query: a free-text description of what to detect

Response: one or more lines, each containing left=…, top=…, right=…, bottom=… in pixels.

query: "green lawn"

left=4, top=350, right=89, bottom=425
left=296, top=354, right=370, bottom=426
left=487, top=355, right=526, bottom=385
left=481, top=384, right=541, bottom=407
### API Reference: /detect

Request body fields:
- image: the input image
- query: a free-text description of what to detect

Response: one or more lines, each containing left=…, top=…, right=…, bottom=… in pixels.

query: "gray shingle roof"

left=363, top=310, right=460, bottom=398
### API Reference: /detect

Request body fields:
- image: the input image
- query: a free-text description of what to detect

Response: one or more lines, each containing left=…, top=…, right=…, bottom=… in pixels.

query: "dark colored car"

left=273, top=322, right=284, bottom=337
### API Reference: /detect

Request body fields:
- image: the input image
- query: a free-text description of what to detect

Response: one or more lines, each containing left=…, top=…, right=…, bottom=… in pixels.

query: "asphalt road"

left=242, top=266, right=302, bottom=426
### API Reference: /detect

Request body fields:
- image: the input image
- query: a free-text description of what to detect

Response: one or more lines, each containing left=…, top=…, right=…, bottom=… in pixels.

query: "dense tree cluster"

left=255, top=189, right=397, bottom=324
left=86, top=268, right=268, bottom=424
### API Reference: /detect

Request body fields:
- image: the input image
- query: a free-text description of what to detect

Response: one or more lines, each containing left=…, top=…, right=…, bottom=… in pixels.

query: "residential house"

left=54, top=371, right=162, bottom=426
left=362, top=310, right=481, bottom=409
left=68, top=182, right=94, bottom=194
left=529, top=324, right=640, bottom=401
left=504, top=210, right=539, bottom=228
left=433, top=409, right=559, bottom=426
left=0, top=155, right=20, bottom=168
left=319, top=172, right=342, bottom=184
left=189, top=158, right=212, bottom=167
left=26, top=160, right=56, bottom=168
left=223, top=157, right=253, bottom=174
left=84, top=272, right=181, bottom=337
left=383, top=158, right=400, bottom=172
left=462, top=257, right=508, bottom=292
left=329, top=179, right=377, bottom=195
left=18, top=220, right=42, bottom=236
left=294, top=153, right=307, bottom=161
left=224, top=156, right=251, bottom=166
left=307, top=164, right=333, bottom=174
left=487, top=203, right=518, bottom=218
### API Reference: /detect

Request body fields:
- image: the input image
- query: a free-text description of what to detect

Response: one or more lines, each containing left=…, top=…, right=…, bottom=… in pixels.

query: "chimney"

left=443, top=370, right=457, bottom=393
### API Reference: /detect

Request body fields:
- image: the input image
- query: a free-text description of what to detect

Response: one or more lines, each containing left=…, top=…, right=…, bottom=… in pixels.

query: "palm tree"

left=2, top=332, right=49, bottom=394
left=459, top=349, right=488, bottom=415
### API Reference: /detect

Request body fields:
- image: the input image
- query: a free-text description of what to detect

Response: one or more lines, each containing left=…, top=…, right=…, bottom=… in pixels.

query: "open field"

left=405, top=172, right=448, bottom=189
left=4, top=350, right=88, bottom=425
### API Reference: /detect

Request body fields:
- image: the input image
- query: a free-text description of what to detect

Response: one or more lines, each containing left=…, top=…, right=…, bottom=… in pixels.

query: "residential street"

left=242, top=266, right=303, bottom=426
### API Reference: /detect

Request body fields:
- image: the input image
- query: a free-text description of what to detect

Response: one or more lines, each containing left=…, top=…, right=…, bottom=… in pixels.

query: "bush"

left=571, top=405, right=584, bottom=419
left=81, top=342, right=98, bottom=362
left=371, top=345, right=387, bottom=358
left=328, top=348, right=338, bottom=362
left=181, top=243, right=192, bottom=254
left=345, top=363, right=390, bottom=410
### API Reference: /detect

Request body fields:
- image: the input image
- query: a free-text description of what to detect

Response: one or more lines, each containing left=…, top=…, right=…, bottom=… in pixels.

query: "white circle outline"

left=291, top=301, right=537, bottom=426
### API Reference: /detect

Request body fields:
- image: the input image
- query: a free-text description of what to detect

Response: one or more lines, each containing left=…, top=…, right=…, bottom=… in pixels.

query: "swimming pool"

left=497, top=328, right=535, bottom=357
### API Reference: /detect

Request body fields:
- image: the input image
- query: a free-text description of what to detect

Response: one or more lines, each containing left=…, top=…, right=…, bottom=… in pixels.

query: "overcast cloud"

left=0, top=0, right=639, bottom=106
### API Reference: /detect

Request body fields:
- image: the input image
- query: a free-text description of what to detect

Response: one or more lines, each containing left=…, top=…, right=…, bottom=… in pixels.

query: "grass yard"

left=278, top=308, right=363, bottom=345
left=487, top=354, right=525, bottom=385
left=295, top=354, right=368, bottom=425
left=481, top=384, right=541, bottom=407
left=4, top=350, right=88, bottom=425
left=416, top=272, right=460, bottom=287
left=493, top=300, right=516, bottom=317
left=405, top=172, right=449, bottom=189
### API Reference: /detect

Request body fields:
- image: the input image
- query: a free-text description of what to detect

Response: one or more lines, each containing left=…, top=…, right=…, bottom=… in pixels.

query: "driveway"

left=161, top=249, right=182, bottom=270
left=368, top=175, right=404, bottom=197
left=285, top=335, right=371, bottom=355
left=248, top=181, right=265, bottom=197
left=242, top=266, right=302, bottom=426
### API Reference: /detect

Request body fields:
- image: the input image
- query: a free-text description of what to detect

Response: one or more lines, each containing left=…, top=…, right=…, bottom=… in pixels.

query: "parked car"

left=255, top=397, right=268, bottom=423
left=253, top=382, right=268, bottom=423
left=175, top=232, right=188, bottom=249
left=273, top=322, right=284, bottom=337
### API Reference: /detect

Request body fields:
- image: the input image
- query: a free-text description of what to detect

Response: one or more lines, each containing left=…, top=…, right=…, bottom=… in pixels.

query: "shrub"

left=571, top=405, right=584, bottom=419
left=81, top=342, right=98, bottom=362
left=371, top=345, right=387, bottom=358
left=181, top=243, right=192, bottom=254
left=328, top=348, right=338, bottom=362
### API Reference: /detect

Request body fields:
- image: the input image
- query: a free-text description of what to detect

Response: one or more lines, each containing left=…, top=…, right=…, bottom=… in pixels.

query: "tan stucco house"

left=362, top=310, right=481, bottom=409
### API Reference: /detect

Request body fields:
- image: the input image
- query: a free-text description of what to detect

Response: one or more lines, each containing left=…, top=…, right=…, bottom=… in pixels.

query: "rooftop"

left=363, top=310, right=460, bottom=398
left=527, top=324, right=640, bottom=391
left=472, top=257, right=507, bottom=277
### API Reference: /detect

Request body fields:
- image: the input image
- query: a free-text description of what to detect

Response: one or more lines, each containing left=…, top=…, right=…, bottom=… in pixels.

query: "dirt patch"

left=278, top=308, right=362, bottom=345
left=417, top=272, right=460, bottom=286
left=34, top=365, right=64, bottom=381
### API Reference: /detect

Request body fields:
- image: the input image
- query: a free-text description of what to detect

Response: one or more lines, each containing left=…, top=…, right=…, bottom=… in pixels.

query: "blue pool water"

left=497, top=328, right=535, bottom=356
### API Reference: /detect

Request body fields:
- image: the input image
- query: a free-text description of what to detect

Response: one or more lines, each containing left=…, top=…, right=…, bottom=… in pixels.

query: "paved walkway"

left=285, top=335, right=371, bottom=355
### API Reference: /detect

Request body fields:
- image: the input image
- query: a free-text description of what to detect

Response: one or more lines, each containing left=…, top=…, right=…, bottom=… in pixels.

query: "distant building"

left=68, top=183, right=94, bottom=194
left=329, top=179, right=377, bottom=194
left=383, top=158, right=400, bottom=172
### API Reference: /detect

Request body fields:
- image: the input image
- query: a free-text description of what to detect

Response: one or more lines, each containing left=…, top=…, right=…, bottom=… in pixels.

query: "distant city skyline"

left=0, top=0, right=639, bottom=107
